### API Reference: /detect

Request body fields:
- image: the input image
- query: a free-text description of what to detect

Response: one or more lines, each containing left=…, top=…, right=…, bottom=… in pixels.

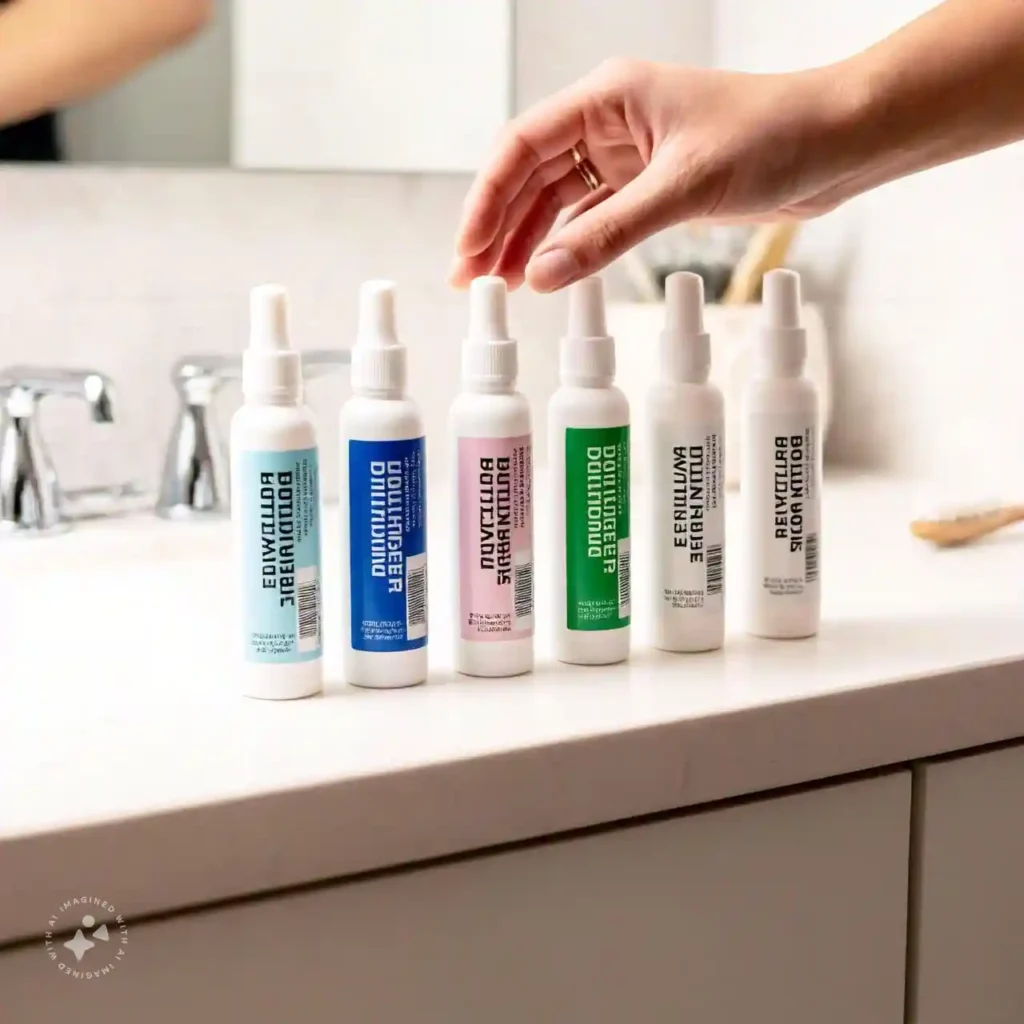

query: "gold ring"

left=570, top=144, right=602, bottom=192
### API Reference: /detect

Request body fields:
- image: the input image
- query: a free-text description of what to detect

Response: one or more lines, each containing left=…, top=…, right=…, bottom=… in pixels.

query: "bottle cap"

left=758, top=268, right=806, bottom=376
left=559, top=276, right=615, bottom=386
left=351, top=279, right=406, bottom=396
left=463, top=276, right=518, bottom=387
left=243, top=284, right=302, bottom=402
left=660, top=271, right=710, bottom=383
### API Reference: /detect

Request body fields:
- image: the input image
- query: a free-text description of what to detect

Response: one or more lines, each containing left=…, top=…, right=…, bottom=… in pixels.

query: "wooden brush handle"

left=723, top=222, right=799, bottom=306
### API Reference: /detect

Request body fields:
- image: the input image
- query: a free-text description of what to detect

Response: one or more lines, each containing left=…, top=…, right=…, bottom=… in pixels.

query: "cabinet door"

left=0, top=772, right=909, bottom=1024
left=912, top=744, right=1024, bottom=1024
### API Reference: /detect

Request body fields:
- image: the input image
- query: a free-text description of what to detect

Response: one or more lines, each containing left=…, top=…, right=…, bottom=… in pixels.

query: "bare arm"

left=0, top=0, right=212, bottom=127
left=452, top=0, right=1024, bottom=291
left=818, top=0, right=1024, bottom=206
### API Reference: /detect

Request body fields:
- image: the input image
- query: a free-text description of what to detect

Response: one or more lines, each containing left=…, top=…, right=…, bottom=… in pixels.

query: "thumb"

left=525, top=154, right=688, bottom=292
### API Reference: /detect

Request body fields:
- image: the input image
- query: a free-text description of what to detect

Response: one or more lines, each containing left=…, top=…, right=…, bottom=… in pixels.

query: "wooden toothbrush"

left=910, top=504, right=1024, bottom=547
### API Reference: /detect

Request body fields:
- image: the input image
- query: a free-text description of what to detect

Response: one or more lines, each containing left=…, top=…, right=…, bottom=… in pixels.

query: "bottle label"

left=564, top=425, right=630, bottom=630
left=654, top=423, right=724, bottom=612
left=239, top=448, right=322, bottom=663
left=348, top=437, right=428, bottom=652
left=748, top=416, right=820, bottom=596
left=457, top=435, right=534, bottom=642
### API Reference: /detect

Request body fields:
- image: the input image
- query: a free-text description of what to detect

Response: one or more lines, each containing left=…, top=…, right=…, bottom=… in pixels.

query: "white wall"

left=715, top=0, right=1024, bottom=484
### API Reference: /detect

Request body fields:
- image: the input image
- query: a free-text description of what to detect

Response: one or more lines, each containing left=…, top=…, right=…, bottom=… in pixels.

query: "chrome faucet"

left=0, top=366, right=117, bottom=534
left=156, top=349, right=349, bottom=520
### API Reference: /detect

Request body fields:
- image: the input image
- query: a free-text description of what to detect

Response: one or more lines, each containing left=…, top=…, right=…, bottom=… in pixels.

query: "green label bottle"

left=564, top=425, right=631, bottom=630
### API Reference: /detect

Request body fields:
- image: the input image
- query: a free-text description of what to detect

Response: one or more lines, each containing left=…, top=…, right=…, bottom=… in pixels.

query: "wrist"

left=793, top=61, right=884, bottom=210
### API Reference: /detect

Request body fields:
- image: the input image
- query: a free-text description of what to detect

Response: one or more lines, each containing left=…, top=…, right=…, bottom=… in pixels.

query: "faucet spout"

left=0, top=365, right=117, bottom=534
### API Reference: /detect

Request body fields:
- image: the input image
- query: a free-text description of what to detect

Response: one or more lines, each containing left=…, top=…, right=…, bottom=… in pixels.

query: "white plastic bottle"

left=450, top=277, right=534, bottom=677
left=649, top=272, right=726, bottom=653
left=340, top=280, right=428, bottom=688
left=549, top=276, right=631, bottom=666
left=740, top=268, right=821, bottom=639
left=231, top=284, right=323, bottom=700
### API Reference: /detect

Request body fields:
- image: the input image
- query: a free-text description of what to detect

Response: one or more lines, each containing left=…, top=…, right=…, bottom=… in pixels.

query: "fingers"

left=525, top=154, right=685, bottom=292
left=491, top=186, right=565, bottom=290
left=455, top=83, right=588, bottom=259
left=449, top=163, right=591, bottom=287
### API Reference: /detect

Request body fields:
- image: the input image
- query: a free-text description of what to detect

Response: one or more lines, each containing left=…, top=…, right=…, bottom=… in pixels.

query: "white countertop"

left=2, top=476, right=1024, bottom=944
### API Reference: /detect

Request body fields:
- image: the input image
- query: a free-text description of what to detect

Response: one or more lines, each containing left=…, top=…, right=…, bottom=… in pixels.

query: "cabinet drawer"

left=1, top=772, right=909, bottom=1024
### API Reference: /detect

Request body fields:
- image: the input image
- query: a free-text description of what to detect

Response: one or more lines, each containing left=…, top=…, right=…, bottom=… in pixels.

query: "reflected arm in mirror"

left=0, top=0, right=212, bottom=130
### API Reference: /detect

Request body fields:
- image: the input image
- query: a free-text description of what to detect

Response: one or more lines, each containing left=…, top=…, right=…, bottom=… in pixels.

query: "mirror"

left=1, top=0, right=512, bottom=172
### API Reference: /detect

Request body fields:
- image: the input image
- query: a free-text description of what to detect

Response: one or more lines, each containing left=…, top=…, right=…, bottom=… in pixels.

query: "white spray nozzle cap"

left=567, top=275, right=608, bottom=338
left=464, top=276, right=517, bottom=387
left=250, top=284, right=290, bottom=350
left=660, top=271, right=710, bottom=383
left=763, top=268, right=802, bottom=330
left=469, top=276, right=509, bottom=341
left=560, top=276, right=615, bottom=385
left=243, top=283, right=302, bottom=401
left=758, top=268, right=806, bottom=376
left=357, top=279, right=399, bottom=346
left=352, top=279, right=406, bottom=395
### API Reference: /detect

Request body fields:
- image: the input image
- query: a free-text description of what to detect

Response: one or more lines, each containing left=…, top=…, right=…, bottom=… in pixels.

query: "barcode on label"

left=514, top=552, right=534, bottom=627
left=296, top=566, right=320, bottom=653
left=705, top=544, right=723, bottom=597
left=617, top=538, right=631, bottom=619
left=805, top=533, right=819, bottom=583
left=405, top=553, right=427, bottom=641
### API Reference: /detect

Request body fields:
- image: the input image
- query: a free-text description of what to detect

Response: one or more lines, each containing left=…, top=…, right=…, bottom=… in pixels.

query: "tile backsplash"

left=0, top=167, right=566, bottom=500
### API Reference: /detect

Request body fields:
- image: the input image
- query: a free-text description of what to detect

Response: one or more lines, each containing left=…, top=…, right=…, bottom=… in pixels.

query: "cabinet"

left=911, top=744, right=1024, bottom=1024
left=0, top=772, right=909, bottom=1024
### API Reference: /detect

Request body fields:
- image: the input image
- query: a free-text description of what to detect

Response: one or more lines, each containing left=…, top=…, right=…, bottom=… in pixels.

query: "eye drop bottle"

left=231, top=284, right=323, bottom=699
left=741, top=268, right=821, bottom=639
left=340, top=280, right=428, bottom=688
left=649, top=272, right=725, bottom=653
left=549, top=276, right=631, bottom=666
left=450, top=277, right=534, bottom=677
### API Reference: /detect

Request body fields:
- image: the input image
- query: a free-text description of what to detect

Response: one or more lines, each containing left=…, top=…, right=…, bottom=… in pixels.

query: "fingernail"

left=526, top=248, right=581, bottom=291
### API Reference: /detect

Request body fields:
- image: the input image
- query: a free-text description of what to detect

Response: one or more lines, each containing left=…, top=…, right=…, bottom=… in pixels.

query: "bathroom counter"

left=2, top=475, right=1024, bottom=945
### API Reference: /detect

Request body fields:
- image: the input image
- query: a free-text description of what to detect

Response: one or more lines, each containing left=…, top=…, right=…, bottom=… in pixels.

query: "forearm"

left=0, top=0, right=211, bottom=126
left=813, top=0, right=1024, bottom=204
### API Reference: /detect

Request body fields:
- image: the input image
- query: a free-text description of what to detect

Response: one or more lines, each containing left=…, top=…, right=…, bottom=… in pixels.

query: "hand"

left=450, top=59, right=857, bottom=292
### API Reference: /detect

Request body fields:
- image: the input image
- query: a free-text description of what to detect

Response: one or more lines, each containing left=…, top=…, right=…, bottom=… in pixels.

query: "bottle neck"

left=559, top=373, right=614, bottom=389
left=243, top=390, right=302, bottom=406
left=462, top=377, right=515, bottom=395
left=353, top=384, right=403, bottom=401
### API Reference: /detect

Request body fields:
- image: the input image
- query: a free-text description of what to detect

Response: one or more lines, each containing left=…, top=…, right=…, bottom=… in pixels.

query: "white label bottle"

left=340, top=280, right=428, bottom=688
left=649, top=272, right=725, bottom=653
left=231, top=284, right=323, bottom=699
left=549, top=276, right=630, bottom=666
left=740, top=268, right=821, bottom=639
left=451, top=277, right=534, bottom=677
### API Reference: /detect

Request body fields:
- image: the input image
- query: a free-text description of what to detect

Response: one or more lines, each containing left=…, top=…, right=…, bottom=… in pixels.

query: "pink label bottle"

left=450, top=278, right=534, bottom=677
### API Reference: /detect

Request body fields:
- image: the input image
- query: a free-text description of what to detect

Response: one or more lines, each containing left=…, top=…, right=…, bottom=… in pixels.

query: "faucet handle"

left=0, top=366, right=114, bottom=422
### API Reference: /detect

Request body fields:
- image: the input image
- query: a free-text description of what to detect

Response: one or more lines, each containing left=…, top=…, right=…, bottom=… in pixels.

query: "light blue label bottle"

left=348, top=437, right=427, bottom=652
left=239, top=448, right=322, bottom=663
